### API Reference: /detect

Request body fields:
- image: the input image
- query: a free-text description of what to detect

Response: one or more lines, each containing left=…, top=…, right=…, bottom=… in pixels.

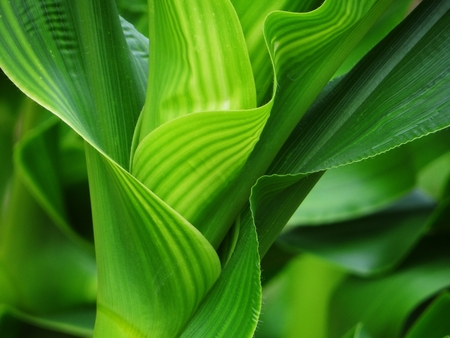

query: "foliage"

left=0, top=0, right=450, bottom=337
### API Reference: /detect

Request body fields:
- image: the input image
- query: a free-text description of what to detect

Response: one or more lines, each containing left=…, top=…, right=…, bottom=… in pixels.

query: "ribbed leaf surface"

left=201, top=0, right=394, bottom=244
left=254, top=0, right=450, bottom=257
left=138, top=0, right=256, bottom=140
left=0, top=0, right=145, bottom=167
left=230, top=0, right=323, bottom=104
left=86, top=146, right=221, bottom=337
left=180, top=212, right=261, bottom=337
left=133, top=106, right=271, bottom=243
left=271, top=0, right=450, bottom=174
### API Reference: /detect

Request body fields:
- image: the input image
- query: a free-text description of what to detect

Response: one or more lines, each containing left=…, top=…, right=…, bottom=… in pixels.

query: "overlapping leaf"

left=138, top=0, right=257, bottom=138
left=271, top=0, right=450, bottom=174
left=0, top=0, right=146, bottom=167
left=230, top=0, right=323, bottom=104
left=131, top=0, right=274, bottom=245
left=86, top=146, right=221, bottom=337
left=0, top=0, right=264, bottom=336
left=196, top=0, right=395, bottom=248
left=180, top=211, right=261, bottom=337
left=253, top=0, right=450, bottom=257
left=0, top=94, right=97, bottom=336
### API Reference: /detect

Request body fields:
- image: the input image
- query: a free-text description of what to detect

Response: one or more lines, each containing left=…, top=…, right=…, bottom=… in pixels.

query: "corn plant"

left=0, top=0, right=450, bottom=337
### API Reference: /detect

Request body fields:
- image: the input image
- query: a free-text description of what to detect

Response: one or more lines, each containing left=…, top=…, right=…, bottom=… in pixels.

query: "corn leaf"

left=0, top=98, right=97, bottom=321
left=253, top=0, right=450, bottom=256
left=201, top=0, right=395, bottom=246
left=138, top=0, right=256, bottom=139
left=271, top=0, right=450, bottom=174
left=14, top=104, right=93, bottom=251
left=86, top=146, right=221, bottom=337
left=0, top=0, right=146, bottom=167
left=0, top=0, right=264, bottom=335
left=230, top=0, right=323, bottom=104
left=0, top=306, right=95, bottom=338
left=180, top=211, right=261, bottom=337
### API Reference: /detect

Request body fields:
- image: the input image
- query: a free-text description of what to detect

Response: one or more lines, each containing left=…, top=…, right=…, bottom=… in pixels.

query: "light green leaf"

left=85, top=146, right=221, bottom=337
left=180, top=211, right=261, bottom=337
left=201, top=0, right=394, bottom=246
left=137, top=0, right=257, bottom=141
left=230, top=0, right=323, bottom=104
left=132, top=105, right=272, bottom=245
left=130, top=0, right=275, bottom=246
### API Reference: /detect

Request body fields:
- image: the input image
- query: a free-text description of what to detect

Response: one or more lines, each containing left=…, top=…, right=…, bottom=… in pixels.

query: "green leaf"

left=117, top=0, right=148, bottom=37
left=180, top=211, right=261, bottom=337
left=287, top=147, right=417, bottom=226
left=271, top=0, right=450, bottom=174
left=0, top=176, right=97, bottom=315
left=132, top=104, right=272, bottom=246
left=0, top=100, right=97, bottom=319
left=329, top=235, right=450, bottom=338
left=131, top=0, right=275, bottom=246
left=333, top=0, right=414, bottom=78
left=85, top=146, right=221, bottom=337
left=279, top=191, right=435, bottom=275
left=250, top=172, right=324, bottom=256
left=0, top=306, right=21, bottom=338
left=256, top=254, right=344, bottom=338
left=0, top=0, right=146, bottom=167
left=405, top=293, right=450, bottom=338
left=14, top=103, right=93, bottom=250
left=0, top=70, right=24, bottom=222
left=251, top=0, right=450, bottom=256
left=138, top=0, right=256, bottom=141
left=202, top=0, right=394, bottom=248
left=230, top=0, right=323, bottom=104
left=1, top=306, right=95, bottom=338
